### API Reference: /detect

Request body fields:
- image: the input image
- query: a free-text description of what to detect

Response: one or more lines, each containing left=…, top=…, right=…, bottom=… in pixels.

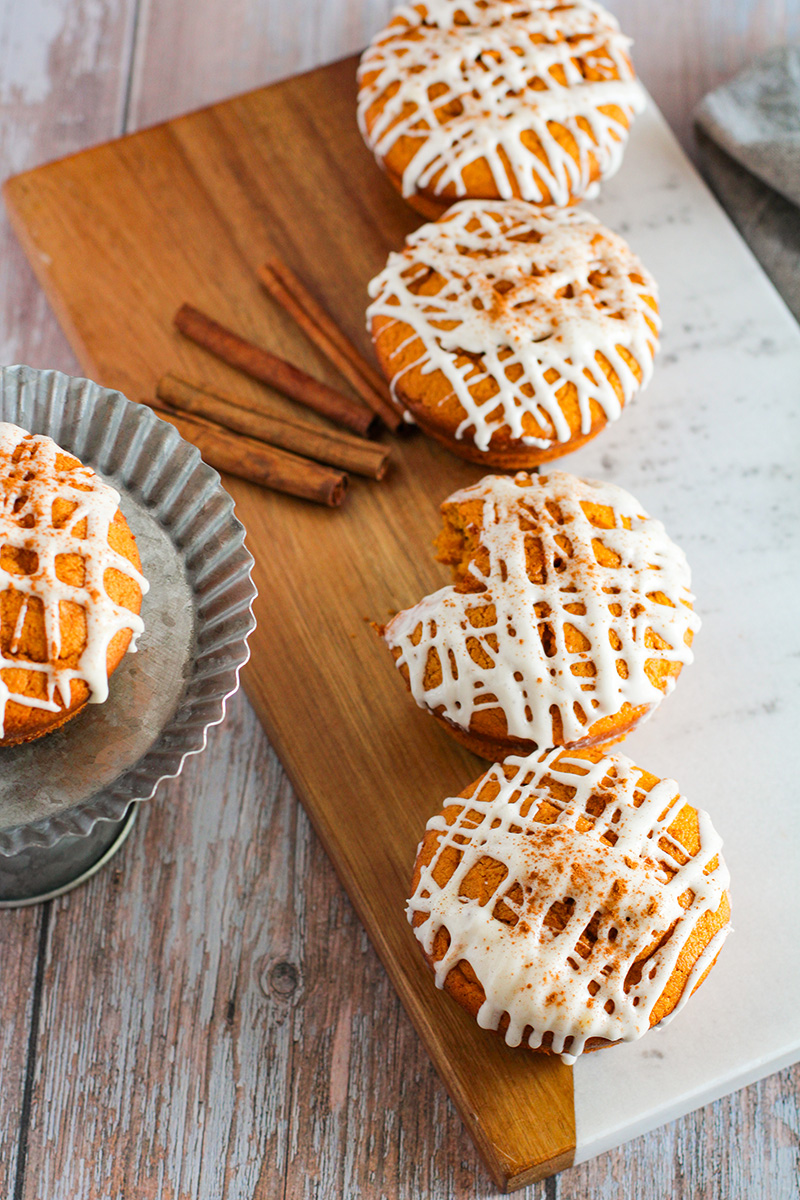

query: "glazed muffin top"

left=367, top=200, right=659, bottom=456
left=408, top=746, right=731, bottom=1061
left=357, top=0, right=645, bottom=209
left=383, top=471, right=699, bottom=749
left=0, top=422, right=148, bottom=740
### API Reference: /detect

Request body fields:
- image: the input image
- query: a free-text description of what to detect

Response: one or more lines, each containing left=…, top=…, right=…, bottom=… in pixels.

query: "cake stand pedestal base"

left=0, top=804, right=139, bottom=907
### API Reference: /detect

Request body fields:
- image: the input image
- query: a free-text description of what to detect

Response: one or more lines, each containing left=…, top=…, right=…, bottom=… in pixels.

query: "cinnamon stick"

left=157, top=373, right=390, bottom=480
left=258, top=258, right=402, bottom=432
left=174, top=304, right=377, bottom=438
left=150, top=404, right=348, bottom=508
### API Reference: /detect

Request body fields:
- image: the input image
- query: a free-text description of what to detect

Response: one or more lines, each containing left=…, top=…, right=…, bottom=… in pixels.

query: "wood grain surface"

left=0, top=3, right=799, bottom=1198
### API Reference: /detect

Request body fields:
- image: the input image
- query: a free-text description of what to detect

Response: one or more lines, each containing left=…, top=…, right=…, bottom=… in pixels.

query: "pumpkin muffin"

left=367, top=200, right=659, bottom=467
left=0, top=422, right=148, bottom=746
left=357, top=0, right=645, bottom=218
left=408, top=746, right=731, bottom=1062
left=381, top=471, right=698, bottom=760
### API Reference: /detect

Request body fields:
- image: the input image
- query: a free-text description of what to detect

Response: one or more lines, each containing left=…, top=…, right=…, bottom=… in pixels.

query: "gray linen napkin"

left=695, top=45, right=800, bottom=323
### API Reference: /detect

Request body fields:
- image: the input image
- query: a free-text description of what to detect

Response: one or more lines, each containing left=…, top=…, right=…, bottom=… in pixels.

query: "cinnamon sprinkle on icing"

left=367, top=200, right=659, bottom=452
left=408, top=748, right=730, bottom=1062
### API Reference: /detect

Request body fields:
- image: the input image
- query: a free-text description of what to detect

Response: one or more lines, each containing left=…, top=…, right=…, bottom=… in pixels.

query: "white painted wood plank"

left=0, top=0, right=139, bottom=371
left=22, top=698, right=293, bottom=1199
left=611, top=0, right=800, bottom=158
left=0, top=908, right=42, bottom=1197
left=127, top=0, right=396, bottom=129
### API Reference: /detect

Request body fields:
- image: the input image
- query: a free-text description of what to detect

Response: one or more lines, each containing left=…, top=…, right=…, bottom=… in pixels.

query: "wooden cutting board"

left=3, top=56, right=575, bottom=1189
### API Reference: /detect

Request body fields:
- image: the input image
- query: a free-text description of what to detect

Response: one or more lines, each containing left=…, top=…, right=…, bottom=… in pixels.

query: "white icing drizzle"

left=357, top=0, right=646, bottom=207
left=384, top=472, right=699, bottom=747
left=0, top=422, right=149, bottom=737
left=367, top=199, right=659, bottom=452
left=408, top=748, right=731, bottom=1062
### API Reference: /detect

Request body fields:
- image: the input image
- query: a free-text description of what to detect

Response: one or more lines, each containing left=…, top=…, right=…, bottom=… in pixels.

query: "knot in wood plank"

left=262, top=958, right=302, bottom=1001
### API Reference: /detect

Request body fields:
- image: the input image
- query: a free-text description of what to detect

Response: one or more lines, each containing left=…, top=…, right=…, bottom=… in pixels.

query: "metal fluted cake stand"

left=0, top=366, right=257, bottom=905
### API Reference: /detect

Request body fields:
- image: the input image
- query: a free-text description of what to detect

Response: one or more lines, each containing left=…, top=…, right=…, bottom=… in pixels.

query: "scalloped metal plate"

left=0, top=366, right=256, bottom=856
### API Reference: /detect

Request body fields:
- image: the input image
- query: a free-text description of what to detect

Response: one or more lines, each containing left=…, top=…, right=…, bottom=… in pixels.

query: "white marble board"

left=559, top=95, right=800, bottom=1162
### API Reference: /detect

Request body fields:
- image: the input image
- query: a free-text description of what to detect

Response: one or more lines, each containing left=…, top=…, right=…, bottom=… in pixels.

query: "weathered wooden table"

left=1, top=2, right=799, bottom=1196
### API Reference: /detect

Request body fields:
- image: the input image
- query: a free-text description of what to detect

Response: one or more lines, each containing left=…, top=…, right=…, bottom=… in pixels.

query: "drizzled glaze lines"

left=0, top=423, right=148, bottom=736
left=408, top=748, right=731, bottom=1062
left=384, top=472, right=698, bottom=747
left=358, top=0, right=645, bottom=207
left=367, top=200, right=659, bottom=453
